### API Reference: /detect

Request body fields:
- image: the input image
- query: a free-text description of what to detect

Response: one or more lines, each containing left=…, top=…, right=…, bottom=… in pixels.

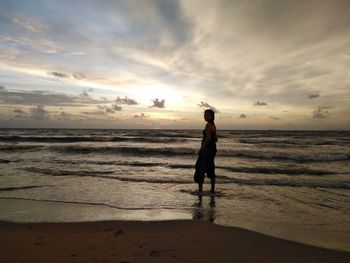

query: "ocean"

left=0, top=128, right=349, bottom=251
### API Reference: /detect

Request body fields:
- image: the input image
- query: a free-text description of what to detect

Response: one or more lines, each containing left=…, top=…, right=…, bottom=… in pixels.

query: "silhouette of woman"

left=194, top=109, right=217, bottom=193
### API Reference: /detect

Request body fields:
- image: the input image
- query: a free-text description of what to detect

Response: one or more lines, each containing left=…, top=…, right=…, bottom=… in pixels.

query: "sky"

left=0, top=0, right=349, bottom=130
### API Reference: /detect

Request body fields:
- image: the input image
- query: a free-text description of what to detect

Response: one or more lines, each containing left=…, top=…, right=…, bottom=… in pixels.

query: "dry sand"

left=1, top=220, right=349, bottom=263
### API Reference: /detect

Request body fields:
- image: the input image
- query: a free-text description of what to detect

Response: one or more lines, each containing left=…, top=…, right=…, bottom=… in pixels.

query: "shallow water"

left=0, top=128, right=349, bottom=251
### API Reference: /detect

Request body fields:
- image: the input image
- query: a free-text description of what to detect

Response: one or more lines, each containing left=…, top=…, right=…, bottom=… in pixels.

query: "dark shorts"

left=193, top=147, right=217, bottom=184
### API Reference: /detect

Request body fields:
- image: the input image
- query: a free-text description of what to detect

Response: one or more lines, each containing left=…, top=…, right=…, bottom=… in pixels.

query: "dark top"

left=202, top=128, right=217, bottom=149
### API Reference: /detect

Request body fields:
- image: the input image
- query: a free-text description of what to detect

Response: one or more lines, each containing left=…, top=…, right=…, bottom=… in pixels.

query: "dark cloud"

left=0, top=88, right=75, bottom=105
left=115, top=96, right=138, bottom=105
left=13, top=108, right=27, bottom=119
left=308, top=93, right=320, bottom=99
left=81, top=111, right=105, bottom=115
left=197, top=101, right=219, bottom=113
left=79, top=90, right=89, bottom=98
left=269, top=116, right=280, bottom=120
left=150, top=98, right=165, bottom=108
left=74, top=89, right=107, bottom=104
left=312, top=106, right=331, bottom=119
left=239, top=113, right=247, bottom=118
left=152, top=0, right=192, bottom=44
left=60, top=111, right=70, bottom=117
left=134, top=113, right=150, bottom=119
left=13, top=108, right=25, bottom=114
left=30, top=105, right=49, bottom=120
left=14, top=114, right=26, bottom=119
left=48, top=71, right=69, bottom=78
left=112, top=104, right=122, bottom=111
left=97, top=104, right=122, bottom=113
left=48, top=71, right=85, bottom=80
left=72, top=73, right=85, bottom=80
left=0, top=85, right=5, bottom=90
left=57, top=111, right=72, bottom=121
left=106, top=108, right=115, bottom=113
left=254, top=101, right=268, bottom=106
left=313, top=111, right=326, bottom=119
left=0, top=87, right=110, bottom=107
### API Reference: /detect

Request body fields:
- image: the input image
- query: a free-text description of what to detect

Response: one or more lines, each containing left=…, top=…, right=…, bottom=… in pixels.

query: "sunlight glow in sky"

left=0, top=0, right=349, bottom=129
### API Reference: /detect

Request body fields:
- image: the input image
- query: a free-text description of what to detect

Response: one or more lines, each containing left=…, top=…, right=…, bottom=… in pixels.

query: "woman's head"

left=204, top=109, right=215, bottom=123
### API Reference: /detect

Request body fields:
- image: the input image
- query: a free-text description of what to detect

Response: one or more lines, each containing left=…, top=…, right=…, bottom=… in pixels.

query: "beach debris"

left=149, top=248, right=177, bottom=257
left=149, top=250, right=160, bottom=257
left=114, top=228, right=123, bottom=237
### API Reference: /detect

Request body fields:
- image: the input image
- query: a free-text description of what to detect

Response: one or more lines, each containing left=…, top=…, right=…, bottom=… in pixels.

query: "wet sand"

left=1, top=220, right=349, bottom=263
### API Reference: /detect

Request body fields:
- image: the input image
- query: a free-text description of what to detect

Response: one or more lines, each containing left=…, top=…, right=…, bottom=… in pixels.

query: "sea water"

left=0, top=129, right=349, bottom=251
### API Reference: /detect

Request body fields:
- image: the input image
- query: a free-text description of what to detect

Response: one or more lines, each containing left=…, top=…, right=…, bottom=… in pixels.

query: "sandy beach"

left=1, top=220, right=349, bottom=263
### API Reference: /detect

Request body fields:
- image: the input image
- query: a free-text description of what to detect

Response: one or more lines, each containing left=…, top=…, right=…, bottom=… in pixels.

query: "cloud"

left=254, top=101, right=268, bottom=106
left=57, top=111, right=72, bottom=121
left=150, top=98, right=165, bottom=108
left=112, top=104, right=122, bottom=111
left=72, top=73, right=85, bottom=80
left=134, top=113, right=150, bottom=119
left=115, top=96, right=138, bottom=105
left=0, top=88, right=105, bottom=106
left=239, top=113, right=247, bottom=118
left=81, top=110, right=105, bottom=115
left=0, top=85, right=5, bottom=90
left=312, top=111, right=326, bottom=119
left=13, top=108, right=27, bottom=119
left=197, top=101, right=219, bottom=113
left=0, top=88, right=75, bottom=105
left=12, top=17, right=42, bottom=33
left=106, top=108, right=115, bottom=113
left=48, top=71, right=69, bottom=78
left=67, top=52, right=86, bottom=56
left=312, top=106, right=331, bottom=119
left=308, top=93, right=320, bottom=99
left=30, top=105, right=49, bottom=120
left=269, top=116, right=281, bottom=120
left=79, top=90, right=90, bottom=98
left=97, top=104, right=122, bottom=113
left=13, top=108, right=25, bottom=114
left=47, top=71, right=86, bottom=80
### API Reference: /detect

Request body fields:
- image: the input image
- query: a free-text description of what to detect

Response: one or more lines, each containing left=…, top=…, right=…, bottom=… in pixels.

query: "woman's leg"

left=209, top=150, right=216, bottom=193
left=210, top=177, right=215, bottom=193
left=198, top=183, right=203, bottom=192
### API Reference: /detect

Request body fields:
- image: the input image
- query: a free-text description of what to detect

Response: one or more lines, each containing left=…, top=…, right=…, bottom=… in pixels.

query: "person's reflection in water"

left=193, top=194, right=203, bottom=220
left=192, top=194, right=216, bottom=223
left=208, top=195, right=216, bottom=222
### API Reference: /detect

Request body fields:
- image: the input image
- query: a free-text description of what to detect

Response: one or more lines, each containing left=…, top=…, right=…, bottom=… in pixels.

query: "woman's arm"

left=201, top=123, right=212, bottom=149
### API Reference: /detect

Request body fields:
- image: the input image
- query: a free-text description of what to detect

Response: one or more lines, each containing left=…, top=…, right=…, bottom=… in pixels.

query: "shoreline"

left=1, top=197, right=350, bottom=253
left=1, top=220, right=350, bottom=263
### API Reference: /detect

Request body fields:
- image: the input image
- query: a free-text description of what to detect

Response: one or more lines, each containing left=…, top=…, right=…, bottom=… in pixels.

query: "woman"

left=194, top=109, right=217, bottom=193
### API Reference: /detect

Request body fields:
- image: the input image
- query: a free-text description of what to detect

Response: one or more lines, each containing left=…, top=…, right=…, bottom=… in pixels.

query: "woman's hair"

left=204, top=109, right=215, bottom=123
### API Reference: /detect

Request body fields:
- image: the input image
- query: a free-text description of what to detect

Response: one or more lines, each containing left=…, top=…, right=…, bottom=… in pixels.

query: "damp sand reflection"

left=192, top=192, right=216, bottom=223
